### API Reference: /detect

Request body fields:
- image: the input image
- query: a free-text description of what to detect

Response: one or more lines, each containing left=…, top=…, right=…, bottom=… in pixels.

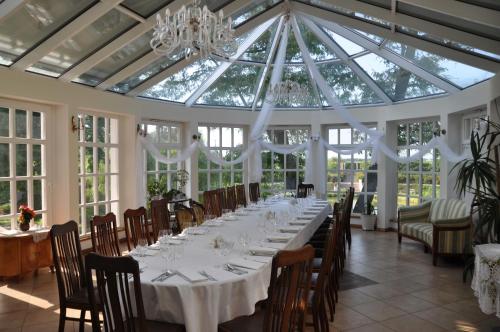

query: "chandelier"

left=266, top=80, right=309, bottom=105
left=150, top=0, right=238, bottom=60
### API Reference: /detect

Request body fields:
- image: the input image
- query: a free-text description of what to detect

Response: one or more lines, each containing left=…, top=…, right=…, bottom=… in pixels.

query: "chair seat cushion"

left=218, top=309, right=264, bottom=332
left=401, top=223, right=433, bottom=246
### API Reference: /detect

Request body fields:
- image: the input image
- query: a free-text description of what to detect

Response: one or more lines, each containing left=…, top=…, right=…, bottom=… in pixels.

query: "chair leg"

left=79, top=309, right=86, bottom=332
left=398, top=234, right=402, bottom=243
left=326, top=284, right=335, bottom=322
left=424, top=246, right=428, bottom=253
left=59, top=306, right=66, bottom=332
left=433, top=251, right=438, bottom=266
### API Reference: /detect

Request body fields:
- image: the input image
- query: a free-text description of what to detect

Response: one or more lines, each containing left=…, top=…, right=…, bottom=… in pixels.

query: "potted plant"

left=18, top=204, right=36, bottom=231
left=360, top=200, right=376, bottom=231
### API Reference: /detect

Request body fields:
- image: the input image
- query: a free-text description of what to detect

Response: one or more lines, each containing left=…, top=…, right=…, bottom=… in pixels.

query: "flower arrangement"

left=18, top=205, right=36, bottom=231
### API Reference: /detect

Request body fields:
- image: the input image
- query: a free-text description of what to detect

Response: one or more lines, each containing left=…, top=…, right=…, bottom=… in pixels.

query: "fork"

left=199, top=270, right=217, bottom=281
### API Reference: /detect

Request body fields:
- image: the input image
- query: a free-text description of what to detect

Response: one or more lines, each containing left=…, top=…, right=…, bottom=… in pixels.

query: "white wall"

left=1, top=67, right=499, bottom=231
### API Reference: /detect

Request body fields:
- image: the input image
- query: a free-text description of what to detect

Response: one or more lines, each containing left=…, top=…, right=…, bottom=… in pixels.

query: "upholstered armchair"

left=398, top=199, right=471, bottom=266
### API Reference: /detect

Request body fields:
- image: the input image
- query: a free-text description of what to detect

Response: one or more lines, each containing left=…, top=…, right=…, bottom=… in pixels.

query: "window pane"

left=285, top=171, right=297, bottom=190
left=397, top=124, right=407, bottom=146
left=198, top=172, right=208, bottom=192
left=210, top=127, right=220, bottom=147
left=0, top=181, right=10, bottom=215
left=33, top=144, right=42, bottom=176
left=286, top=154, right=297, bottom=169
left=0, top=144, right=9, bottom=177
left=16, top=144, right=27, bottom=176
left=85, top=147, right=94, bottom=173
left=97, top=117, right=106, bottom=143
left=98, top=175, right=106, bottom=201
left=16, top=180, right=28, bottom=207
left=16, top=110, right=27, bottom=138
left=85, top=177, right=94, bottom=203
left=110, top=175, right=119, bottom=201
left=339, top=128, right=351, bottom=144
left=0, top=108, right=9, bottom=137
left=84, top=115, right=93, bottom=142
left=274, top=153, right=284, bottom=169
left=222, top=127, right=232, bottom=147
left=210, top=172, right=220, bottom=189
left=32, top=112, right=42, bottom=139
left=33, top=179, right=42, bottom=211
left=108, top=148, right=119, bottom=173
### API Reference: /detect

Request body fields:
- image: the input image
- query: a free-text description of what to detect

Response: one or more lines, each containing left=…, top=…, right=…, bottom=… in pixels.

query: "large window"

left=142, top=122, right=181, bottom=197
left=77, top=113, right=119, bottom=235
left=0, top=106, right=47, bottom=229
left=198, top=125, right=244, bottom=198
left=397, top=119, right=441, bottom=207
left=326, top=126, right=377, bottom=213
left=261, top=127, right=309, bottom=196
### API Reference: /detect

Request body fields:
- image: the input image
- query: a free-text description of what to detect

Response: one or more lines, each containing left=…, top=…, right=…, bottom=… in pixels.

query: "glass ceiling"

left=0, top=0, right=497, bottom=110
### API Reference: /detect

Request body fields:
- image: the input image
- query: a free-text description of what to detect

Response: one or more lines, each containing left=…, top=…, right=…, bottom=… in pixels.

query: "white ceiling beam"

left=252, top=17, right=285, bottom=111
left=291, top=2, right=500, bottom=73
left=12, top=0, right=124, bottom=70
left=115, top=4, right=146, bottom=23
left=311, top=18, right=460, bottom=93
left=126, top=3, right=287, bottom=97
left=185, top=17, right=278, bottom=106
left=397, top=0, right=500, bottom=30
left=300, top=15, right=392, bottom=104
left=0, top=0, right=24, bottom=20
left=294, top=0, right=500, bottom=57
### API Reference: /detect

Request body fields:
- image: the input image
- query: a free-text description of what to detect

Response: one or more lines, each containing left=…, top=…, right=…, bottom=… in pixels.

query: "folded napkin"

left=267, top=234, right=293, bottom=243
left=229, top=257, right=265, bottom=270
left=147, top=243, right=161, bottom=250
left=289, top=220, right=309, bottom=226
left=248, top=246, right=278, bottom=257
left=172, top=234, right=188, bottom=240
left=222, top=215, right=238, bottom=221
left=279, top=226, right=303, bottom=233
left=188, top=228, right=207, bottom=235
left=167, top=239, right=182, bottom=245
left=129, top=249, right=155, bottom=257
left=176, top=268, right=208, bottom=283
left=203, top=267, right=234, bottom=281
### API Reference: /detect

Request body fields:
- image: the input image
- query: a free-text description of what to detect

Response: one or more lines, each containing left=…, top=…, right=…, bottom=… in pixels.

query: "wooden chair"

left=150, top=198, right=171, bottom=242
left=203, top=190, right=222, bottom=217
left=219, top=245, right=315, bottom=332
left=226, top=186, right=237, bottom=212
left=235, top=184, right=247, bottom=208
left=50, top=220, right=93, bottom=332
left=90, top=212, right=121, bottom=257
left=189, top=200, right=205, bottom=226
left=297, top=183, right=314, bottom=198
left=84, top=253, right=184, bottom=332
left=174, top=204, right=195, bottom=232
left=123, top=207, right=151, bottom=251
left=249, top=182, right=260, bottom=203
left=218, top=188, right=230, bottom=212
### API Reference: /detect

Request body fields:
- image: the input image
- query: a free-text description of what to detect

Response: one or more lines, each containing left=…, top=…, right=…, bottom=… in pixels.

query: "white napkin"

left=289, top=220, right=309, bottom=225
left=176, top=268, right=208, bottom=283
left=148, top=243, right=161, bottom=250
left=229, top=257, right=265, bottom=270
left=235, top=211, right=249, bottom=216
left=279, top=226, right=303, bottom=233
left=172, top=234, right=188, bottom=240
left=188, top=228, right=207, bottom=235
left=167, top=239, right=182, bottom=245
left=248, top=246, right=278, bottom=256
left=222, top=215, right=238, bottom=221
left=267, top=234, right=293, bottom=243
left=205, top=220, right=224, bottom=227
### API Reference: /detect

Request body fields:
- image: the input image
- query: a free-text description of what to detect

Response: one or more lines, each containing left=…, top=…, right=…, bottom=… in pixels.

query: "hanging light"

left=150, top=0, right=238, bottom=60
left=266, top=80, right=309, bottom=105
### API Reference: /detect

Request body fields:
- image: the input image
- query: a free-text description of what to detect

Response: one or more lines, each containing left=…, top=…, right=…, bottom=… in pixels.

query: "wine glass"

left=137, top=237, right=148, bottom=257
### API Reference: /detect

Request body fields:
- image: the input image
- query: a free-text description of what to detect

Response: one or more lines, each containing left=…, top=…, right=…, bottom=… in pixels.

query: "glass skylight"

left=239, top=22, right=278, bottom=63
left=322, top=28, right=365, bottom=56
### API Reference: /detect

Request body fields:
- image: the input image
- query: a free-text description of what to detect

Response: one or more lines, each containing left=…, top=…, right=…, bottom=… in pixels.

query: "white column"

left=183, top=121, right=199, bottom=200
left=442, top=111, right=461, bottom=200
left=119, top=114, right=140, bottom=211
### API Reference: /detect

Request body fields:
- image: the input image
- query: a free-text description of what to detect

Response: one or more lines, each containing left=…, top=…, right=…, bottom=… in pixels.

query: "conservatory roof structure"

left=0, top=0, right=499, bottom=110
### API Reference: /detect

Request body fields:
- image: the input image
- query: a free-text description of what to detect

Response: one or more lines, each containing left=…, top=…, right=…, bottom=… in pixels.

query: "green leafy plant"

left=364, top=201, right=375, bottom=216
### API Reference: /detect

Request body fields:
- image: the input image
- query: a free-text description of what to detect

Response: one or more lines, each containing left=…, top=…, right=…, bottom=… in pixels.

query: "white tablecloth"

left=134, top=199, right=330, bottom=332
left=471, top=244, right=500, bottom=318
left=0, top=227, right=49, bottom=243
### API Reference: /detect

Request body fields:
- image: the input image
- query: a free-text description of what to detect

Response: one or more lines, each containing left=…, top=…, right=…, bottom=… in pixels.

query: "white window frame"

left=77, top=111, right=119, bottom=235
left=0, top=100, right=50, bottom=230
left=461, top=109, right=487, bottom=152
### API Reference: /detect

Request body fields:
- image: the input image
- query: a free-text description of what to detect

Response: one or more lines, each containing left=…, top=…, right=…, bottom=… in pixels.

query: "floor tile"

left=351, top=300, right=406, bottom=322
left=380, top=314, right=446, bottom=332
left=382, top=294, right=436, bottom=313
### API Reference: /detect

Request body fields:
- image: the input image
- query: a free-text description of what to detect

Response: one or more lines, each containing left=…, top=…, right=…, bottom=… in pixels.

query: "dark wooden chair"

left=226, top=186, right=237, bottom=212
left=189, top=200, right=205, bottom=225
left=219, top=245, right=315, bottom=332
left=150, top=198, right=171, bottom=242
left=218, top=188, right=230, bottom=212
left=174, top=204, right=195, bottom=232
left=50, top=220, right=94, bottom=332
left=85, top=253, right=184, bottom=332
left=203, top=190, right=221, bottom=217
left=90, top=212, right=121, bottom=257
left=235, top=184, right=247, bottom=208
left=123, top=207, right=151, bottom=251
left=249, top=182, right=260, bottom=203
left=297, top=183, right=314, bottom=198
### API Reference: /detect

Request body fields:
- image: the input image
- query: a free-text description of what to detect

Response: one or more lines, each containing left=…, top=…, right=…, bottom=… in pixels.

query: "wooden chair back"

left=235, top=184, right=247, bottom=207
left=218, top=188, right=229, bottom=212
left=297, top=183, right=314, bottom=198
left=150, top=198, right=171, bottom=242
left=123, top=207, right=150, bottom=251
left=264, top=245, right=315, bottom=332
left=203, top=190, right=222, bottom=217
left=249, top=182, right=260, bottom=203
left=226, top=186, right=237, bottom=212
left=174, top=204, right=195, bottom=232
left=50, top=221, right=86, bottom=308
left=90, top=212, right=121, bottom=257
left=85, top=253, right=147, bottom=332
left=190, top=200, right=205, bottom=226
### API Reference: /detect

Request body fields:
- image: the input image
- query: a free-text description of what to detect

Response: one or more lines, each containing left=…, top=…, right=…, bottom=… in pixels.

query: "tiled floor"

left=1, top=229, right=499, bottom=331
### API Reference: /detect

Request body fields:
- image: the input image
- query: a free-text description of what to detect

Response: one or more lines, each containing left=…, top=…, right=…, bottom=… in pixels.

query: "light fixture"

left=71, top=116, right=83, bottom=133
left=266, top=80, right=309, bottom=105
left=150, top=0, right=237, bottom=60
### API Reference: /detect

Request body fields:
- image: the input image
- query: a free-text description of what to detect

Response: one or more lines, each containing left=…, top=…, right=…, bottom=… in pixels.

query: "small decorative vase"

left=20, top=221, right=30, bottom=232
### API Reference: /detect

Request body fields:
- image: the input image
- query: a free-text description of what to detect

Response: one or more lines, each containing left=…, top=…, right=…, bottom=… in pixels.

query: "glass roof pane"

left=109, top=50, right=185, bottom=94
left=279, top=65, right=319, bottom=108
left=318, top=62, right=383, bottom=105
left=121, top=0, right=173, bottom=18
left=354, top=53, right=445, bottom=101
left=74, top=30, right=154, bottom=87
left=458, top=0, right=500, bottom=10
left=384, top=41, right=494, bottom=88
left=231, top=0, right=281, bottom=27
left=397, top=25, right=500, bottom=61
left=196, top=64, right=261, bottom=107
left=27, top=9, right=137, bottom=77
left=141, top=58, right=219, bottom=102
left=298, top=21, right=337, bottom=62
left=351, top=28, right=384, bottom=45
left=285, top=29, right=303, bottom=63
left=0, top=0, right=96, bottom=66
left=322, top=28, right=365, bottom=56
left=239, top=21, right=278, bottom=63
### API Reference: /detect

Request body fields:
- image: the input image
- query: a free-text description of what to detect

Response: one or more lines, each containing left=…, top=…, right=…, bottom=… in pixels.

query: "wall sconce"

left=192, top=133, right=202, bottom=141
left=433, top=129, right=446, bottom=137
left=310, top=135, right=320, bottom=142
left=137, top=124, right=147, bottom=137
left=71, top=116, right=83, bottom=133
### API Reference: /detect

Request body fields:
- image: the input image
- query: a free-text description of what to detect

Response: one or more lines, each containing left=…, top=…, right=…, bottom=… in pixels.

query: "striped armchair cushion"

left=430, top=199, right=468, bottom=221
left=399, top=201, right=432, bottom=224
left=401, top=223, right=433, bottom=246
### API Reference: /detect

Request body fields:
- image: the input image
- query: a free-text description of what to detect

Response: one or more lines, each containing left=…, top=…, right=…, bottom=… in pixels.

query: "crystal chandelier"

left=150, top=0, right=238, bottom=60
left=266, top=80, right=309, bottom=105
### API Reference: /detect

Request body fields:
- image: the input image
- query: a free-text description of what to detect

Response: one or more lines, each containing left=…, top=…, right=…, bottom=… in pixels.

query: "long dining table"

left=131, top=197, right=331, bottom=332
